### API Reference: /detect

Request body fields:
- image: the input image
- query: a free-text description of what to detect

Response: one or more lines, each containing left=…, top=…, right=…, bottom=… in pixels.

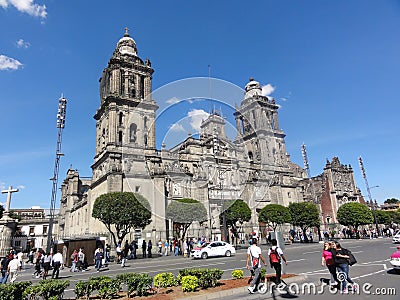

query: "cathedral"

left=58, top=29, right=364, bottom=242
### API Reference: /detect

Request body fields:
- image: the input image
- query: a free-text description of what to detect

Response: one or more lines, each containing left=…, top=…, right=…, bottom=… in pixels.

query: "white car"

left=393, top=231, right=400, bottom=243
left=191, top=241, right=236, bottom=259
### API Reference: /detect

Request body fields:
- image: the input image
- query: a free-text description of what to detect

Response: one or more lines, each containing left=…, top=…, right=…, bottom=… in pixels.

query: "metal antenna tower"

left=358, top=156, right=380, bottom=236
left=46, top=96, right=67, bottom=253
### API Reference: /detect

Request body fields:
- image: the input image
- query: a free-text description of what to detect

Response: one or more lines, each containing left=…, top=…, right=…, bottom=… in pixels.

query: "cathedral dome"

left=116, top=28, right=137, bottom=56
left=245, top=77, right=262, bottom=97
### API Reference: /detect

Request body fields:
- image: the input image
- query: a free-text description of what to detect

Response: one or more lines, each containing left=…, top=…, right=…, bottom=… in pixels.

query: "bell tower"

left=92, top=28, right=158, bottom=191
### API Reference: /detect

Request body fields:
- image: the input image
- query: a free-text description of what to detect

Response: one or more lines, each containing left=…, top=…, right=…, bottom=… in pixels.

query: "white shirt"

left=53, top=252, right=64, bottom=264
left=8, top=258, right=20, bottom=271
left=247, top=245, right=262, bottom=267
left=268, top=245, right=283, bottom=256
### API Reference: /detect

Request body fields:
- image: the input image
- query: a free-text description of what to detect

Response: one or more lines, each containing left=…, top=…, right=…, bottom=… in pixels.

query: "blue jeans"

left=1, top=270, right=8, bottom=284
left=337, top=263, right=353, bottom=289
left=96, top=259, right=102, bottom=271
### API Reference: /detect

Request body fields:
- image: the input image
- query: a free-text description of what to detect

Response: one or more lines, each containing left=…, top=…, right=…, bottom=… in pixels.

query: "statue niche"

left=130, top=123, right=137, bottom=143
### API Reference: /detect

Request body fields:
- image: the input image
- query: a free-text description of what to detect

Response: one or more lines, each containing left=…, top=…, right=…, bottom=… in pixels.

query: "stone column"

left=0, top=214, right=18, bottom=257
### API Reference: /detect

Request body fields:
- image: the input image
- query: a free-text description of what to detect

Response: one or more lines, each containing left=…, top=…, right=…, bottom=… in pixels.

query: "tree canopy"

left=258, top=204, right=292, bottom=231
left=219, top=199, right=251, bottom=231
left=374, top=210, right=393, bottom=226
left=165, top=198, right=208, bottom=240
left=337, top=202, right=374, bottom=229
left=92, top=192, right=152, bottom=246
left=384, top=198, right=399, bottom=204
left=288, top=202, right=320, bottom=231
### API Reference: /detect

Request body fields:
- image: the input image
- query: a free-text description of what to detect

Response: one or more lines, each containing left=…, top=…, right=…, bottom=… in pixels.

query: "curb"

left=179, top=274, right=308, bottom=300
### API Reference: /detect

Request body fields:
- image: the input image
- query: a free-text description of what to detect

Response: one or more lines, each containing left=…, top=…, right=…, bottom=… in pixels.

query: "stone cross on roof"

left=1, top=186, right=19, bottom=212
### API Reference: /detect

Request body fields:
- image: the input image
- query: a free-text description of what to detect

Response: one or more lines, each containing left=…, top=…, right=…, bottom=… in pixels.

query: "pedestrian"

left=268, top=238, right=288, bottom=288
left=116, top=241, right=122, bottom=263
left=52, top=250, right=63, bottom=279
left=32, top=251, right=42, bottom=278
left=130, top=241, right=137, bottom=259
left=94, top=248, right=104, bottom=272
left=1, top=255, right=11, bottom=283
left=174, top=240, right=179, bottom=256
left=42, top=252, right=52, bottom=280
left=17, top=251, right=23, bottom=270
left=77, top=248, right=85, bottom=272
left=164, top=240, right=169, bottom=256
left=27, top=249, right=34, bottom=264
left=158, top=240, right=163, bottom=255
left=183, top=240, right=188, bottom=258
left=142, top=240, right=147, bottom=258
left=7, top=255, right=21, bottom=283
left=246, top=238, right=267, bottom=294
left=121, top=241, right=129, bottom=267
left=332, top=242, right=355, bottom=294
left=147, top=240, right=152, bottom=258
left=70, top=250, right=78, bottom=273
left=104, top=244, right=111, bottom=265
left=321, top=242, right=337, bottom=286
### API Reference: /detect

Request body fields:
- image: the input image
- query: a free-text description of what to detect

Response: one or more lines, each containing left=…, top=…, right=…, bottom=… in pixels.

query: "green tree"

left=166, top=198, right=207, bottom=240
left=387, top=210, right=400, bottom=225
left=219, top=199, right=251, bottom=239
left=258, top=204, right=292, bottom=231
left=92, top=192, right=152, bottom=246
left=337, top=202, right=374, bottom=231
left=374, top=210, right=392, bottom=226
left=288, top=202, right=320, bottom=242
left=384, top=198, right=400, bottom=204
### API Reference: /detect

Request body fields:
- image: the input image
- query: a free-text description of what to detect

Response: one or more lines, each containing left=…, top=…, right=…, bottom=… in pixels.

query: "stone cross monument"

left=0, top=186, right=19, bottom=257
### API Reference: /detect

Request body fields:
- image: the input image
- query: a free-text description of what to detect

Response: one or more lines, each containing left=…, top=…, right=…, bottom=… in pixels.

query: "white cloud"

left=261, top=84, right=275, bottom=96
left=0, top=55, right=23, bottom=70
left=17, top=185, right=25, bottom=189
left=187, top=109, right=210, bottom=132
left=0, top=182, right=5, bottom=190
left=169, top=123, right=185, bottom=132
left=0, top=0, right=47, bottom=19
left=16, top=38, right=30, bottom=48
left=166, top=97, right=180, bottom=104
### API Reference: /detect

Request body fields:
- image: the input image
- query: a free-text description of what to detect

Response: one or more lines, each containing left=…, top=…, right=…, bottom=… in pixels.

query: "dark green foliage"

left=92, top=192, right=152, bottom=246
left=337, top=202, right=374, bottom=229
left=289, top=202, right=320, bottom=230
left=97, top=278, right=121, bottom=300
left=374, top=210, right=393, bottom=226
left=220, top=199, right=251, bottom=233
left=258, top=204, right=292, bottom=231
left=384, top=198, right=399, bottom=204
left=166, top=198, right=208, bottom=240
left=0, top=281, right=31, bottom=300
left=23, top=279, right=69, bottom=300
left=116, top=272, right=153, bottom=297
left=178, top=268, right=223, bottom=288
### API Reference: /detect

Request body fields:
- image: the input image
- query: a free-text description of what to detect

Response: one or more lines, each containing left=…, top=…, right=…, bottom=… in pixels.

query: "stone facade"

left=57, top=30, right=364, bottom=241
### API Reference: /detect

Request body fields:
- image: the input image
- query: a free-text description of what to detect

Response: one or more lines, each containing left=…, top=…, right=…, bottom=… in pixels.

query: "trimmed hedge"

left=178, top=268, right=224, bottom=288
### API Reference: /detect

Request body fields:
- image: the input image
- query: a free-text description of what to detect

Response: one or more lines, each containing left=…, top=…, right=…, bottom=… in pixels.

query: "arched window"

left=119, top=112, right=123, bottom=126
left=118, top=131, right=123, bottom=144
left=248, top=151, right=254, bottom=164
left=130, top=123, right=137, bottom=142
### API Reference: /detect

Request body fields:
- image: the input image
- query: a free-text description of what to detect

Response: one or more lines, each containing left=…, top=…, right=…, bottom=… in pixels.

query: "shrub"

left=231, top=269, right=244, bottom=279
left=23, top=280, right=69, bottom=300
left=117, top=272, right=153, bottom=297
left=181, top=275, right=199, bottom=292
left=260, top=268, right=267, bottom=280
left=97, top=278, right=121, bottom=300
left=1, top=281, right=31, bottom=300
left=178, top=268, right=223, bottom=288
left=154, top=272, right=177, bottom=289
left=74, top=281, right=91, bottom=299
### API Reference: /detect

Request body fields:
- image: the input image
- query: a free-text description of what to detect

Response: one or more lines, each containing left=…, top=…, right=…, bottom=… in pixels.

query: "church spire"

left=124, top=27, right=130, bottom=37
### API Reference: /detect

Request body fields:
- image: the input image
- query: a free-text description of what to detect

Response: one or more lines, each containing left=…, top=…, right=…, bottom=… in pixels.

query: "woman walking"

left=321, top=242, right=337, bottom=286
left=332, top=242, right=355, bottom=293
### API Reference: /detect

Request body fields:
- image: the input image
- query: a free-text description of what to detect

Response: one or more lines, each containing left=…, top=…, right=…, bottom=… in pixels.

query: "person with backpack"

left=268, top=238, right=288, bottom=288
left=246, top=238, right=267, bottom=294
left=70, top=249, right=78, bottom=273
left=331, top=241, right=355, bottom=294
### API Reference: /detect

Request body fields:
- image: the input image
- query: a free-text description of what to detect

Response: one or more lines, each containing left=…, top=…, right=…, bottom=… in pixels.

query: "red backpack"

left=270, top=247, right=281, bottom=264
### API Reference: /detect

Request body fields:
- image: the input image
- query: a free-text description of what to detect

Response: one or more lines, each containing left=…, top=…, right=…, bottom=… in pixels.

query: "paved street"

left=15, top=237, right=399, bottom=299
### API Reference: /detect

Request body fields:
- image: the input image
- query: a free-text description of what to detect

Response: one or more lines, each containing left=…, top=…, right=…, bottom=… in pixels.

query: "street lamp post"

left=46, top=96, right=67, bottom=253
left=358, top=157, right=380, bottom=236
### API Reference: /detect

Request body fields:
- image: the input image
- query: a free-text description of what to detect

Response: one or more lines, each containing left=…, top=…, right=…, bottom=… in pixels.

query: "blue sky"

left=0, top=0, right=399, bottom=209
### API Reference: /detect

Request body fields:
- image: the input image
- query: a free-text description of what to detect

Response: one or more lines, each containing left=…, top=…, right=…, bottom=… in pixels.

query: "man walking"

left=1, top=255, right=11, bottom=283
left=52, top=250, right=64, bottom=279
left=268, top=239, right=288, bottom=288
left=7, top=255, right=21, bottom=283
left=246, top=238, right=267, bottom=294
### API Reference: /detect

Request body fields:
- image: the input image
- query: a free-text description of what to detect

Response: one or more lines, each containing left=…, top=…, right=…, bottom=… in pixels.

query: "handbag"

left=347, top=250, right=357, bottom=266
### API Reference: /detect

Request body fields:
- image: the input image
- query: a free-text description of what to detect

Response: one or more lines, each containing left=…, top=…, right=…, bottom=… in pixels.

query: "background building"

left=58, top=30, right=364, bottom=243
